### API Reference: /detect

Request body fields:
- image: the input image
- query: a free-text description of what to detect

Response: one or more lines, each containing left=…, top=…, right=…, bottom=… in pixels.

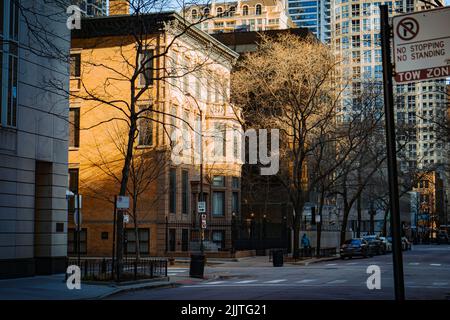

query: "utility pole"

left=380, top=4, right=405, bottom=301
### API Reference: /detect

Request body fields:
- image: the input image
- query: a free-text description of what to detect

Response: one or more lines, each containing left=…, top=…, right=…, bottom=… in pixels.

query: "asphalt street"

left=107, top=245, right=450, bottom=300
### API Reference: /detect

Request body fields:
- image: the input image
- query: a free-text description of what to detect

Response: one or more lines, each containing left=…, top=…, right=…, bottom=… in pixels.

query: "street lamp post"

left=186, top=93, right=205, bottom=278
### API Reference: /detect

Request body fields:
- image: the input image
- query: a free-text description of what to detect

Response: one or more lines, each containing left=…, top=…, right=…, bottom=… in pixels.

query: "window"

left=139, top=49, right=154, bottom=86
left=232, top=192, right=239, bottom=214
left=242, top=5, right=248, bottom=15
left=125, top=228, right=150, bottom=254
left=212, top=230, right=225, bottom=249
left=182, top=110, right=190, bottom=152
left=229, top=6, right=236, bottom=16
left=195, top=71, right=201, bottom=99
left=70, top=54, right=81, bottom=77
left=233, top=130, right=239, bottom=160
left=256, top=4, right=262, bottom=15
left=214, top=78, right=220, bottom=103
left=68, top=228, right=87, bottom=254
left=69, top=108, right=80, bottom=148
left=213, top=175, right=225, bottom=187
left=68, top=168, right=79, bottom=214
left=212, top=191, right=225, bottom=216
left=183, top=57, right=190, bottom=93
left=213, top=123, right=226, bottom=157
left=101, top=232, right=108, bottom=240
left=216, top=7, right=223, bottom=16
left=204, top=7, right=210, bottom=15
left=191, top=9, right=197, bottom=20
left=1, top=0, right=19, bottom=127
left=138, top=107, right=153, bottom=146
left=182, top=170, right=189, bottom=214
left=182, top=229, right=189, bottom=251
left=169, top=229, right=176, bottom=251
left=169, top=168, right=177, bottom=213
left=232, top=177, right=239, bottom=189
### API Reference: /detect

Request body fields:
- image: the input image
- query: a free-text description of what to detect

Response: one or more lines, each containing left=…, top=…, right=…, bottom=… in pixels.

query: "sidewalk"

left=0, top=274, right=176, bottom=300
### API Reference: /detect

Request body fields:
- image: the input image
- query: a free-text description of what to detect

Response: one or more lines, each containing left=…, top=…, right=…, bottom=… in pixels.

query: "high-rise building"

left=0, top=0, right=70, bottom=278
left=185, top=0, right=296, bottom=34
left=75, top=0, right=107, bottom=17
left=332, top=0, right=448, bottom=170
left=287, top=0, right=331, bottom=43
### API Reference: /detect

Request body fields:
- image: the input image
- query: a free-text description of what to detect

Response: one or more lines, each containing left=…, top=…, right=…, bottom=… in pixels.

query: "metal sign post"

left=74, top=194, right=82, bottom=267
left=112, top=196, right=117, bottom=280
left=380, top=5, right=405, bottom=301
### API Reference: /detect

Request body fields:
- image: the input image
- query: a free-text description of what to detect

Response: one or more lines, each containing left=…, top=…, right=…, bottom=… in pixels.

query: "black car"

left=437, top=231, right=449, bottom=244
left=363, top=235, right=386, bottom=255
left=340, top=238, right=372, bottom=259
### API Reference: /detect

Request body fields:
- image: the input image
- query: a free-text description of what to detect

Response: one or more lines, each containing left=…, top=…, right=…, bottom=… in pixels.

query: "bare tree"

left=231, top=34, right=343, bottom=257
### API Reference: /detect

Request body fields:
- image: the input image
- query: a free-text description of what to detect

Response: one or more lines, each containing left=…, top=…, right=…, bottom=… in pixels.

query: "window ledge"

left=136, top=145, right=154, bottom=149
left=69, top=147, right=80, bottom=151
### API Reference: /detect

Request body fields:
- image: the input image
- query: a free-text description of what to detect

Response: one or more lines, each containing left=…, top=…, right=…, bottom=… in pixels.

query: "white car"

left=379, top=237, right=392, bottom=253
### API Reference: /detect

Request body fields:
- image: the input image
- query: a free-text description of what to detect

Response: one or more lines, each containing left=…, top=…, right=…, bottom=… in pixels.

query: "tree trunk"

left=357, top=194, right=362, bottom=238
left=292, top=224, right=300, bottom=259
left=382, top=207, right=389, bottom=236
left=316, top=191, right=325, bottom=257
left=116, top=111, right=137, bottom=278
left=340, top=205, right=350, bottom=245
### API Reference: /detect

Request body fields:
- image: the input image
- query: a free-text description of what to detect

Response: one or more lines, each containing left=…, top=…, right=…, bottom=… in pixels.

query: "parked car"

left=401, top=237, right=412, bottom=251
left=437, top=231, right=449, bottom=244
left=340, top=238, right=372, bottom=259
left=379, top=237, right=392, bottom=253
left=362, top=235, right=386, bottom=255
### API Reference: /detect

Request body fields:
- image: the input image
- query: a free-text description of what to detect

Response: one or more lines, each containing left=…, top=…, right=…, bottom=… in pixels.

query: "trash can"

left=189, top=254, right=205, bottom=278
left=272, top=250, right=284, bottom=267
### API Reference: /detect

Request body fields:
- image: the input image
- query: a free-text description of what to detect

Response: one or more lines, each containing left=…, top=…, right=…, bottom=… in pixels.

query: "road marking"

left=235, top=280, right=258, bottom=284
left=207, top=281, right=225, bottom=285
left=326, top=263, right=337, bottom=266
left=430, top=264, right=442, bottom=266
left=346, top=262, right=358, bottom=265
left=296, top=279, right=316, bottom=283
left=432, top=282, right=448, bottom=286
left=327, top=279, right=347, bottom=284
left=409, top=262, right=420, bottom=265
left=264, top=279, right=287, bottom=283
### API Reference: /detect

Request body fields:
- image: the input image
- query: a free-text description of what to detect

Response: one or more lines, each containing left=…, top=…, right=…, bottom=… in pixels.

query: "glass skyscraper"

left=288, top=0, right=331, bottom=43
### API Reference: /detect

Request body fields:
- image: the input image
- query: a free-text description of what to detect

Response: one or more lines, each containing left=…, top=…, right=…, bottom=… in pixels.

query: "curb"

left=286, top=256, right=341, bottom=266
left=93, top=281, right=180, bottom=300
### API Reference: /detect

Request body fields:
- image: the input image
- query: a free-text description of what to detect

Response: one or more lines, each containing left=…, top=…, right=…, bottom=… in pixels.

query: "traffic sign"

left=201, top=214, right=206, bottom=220
left=201, top=221, right=207, bottom=229
left=123, top=214, right=130, bottom=224
left=116, top=196, right=130, bottom=209
left=393, top=7, right=450, bottom=83
left=198, top=201, right=206, bottom=213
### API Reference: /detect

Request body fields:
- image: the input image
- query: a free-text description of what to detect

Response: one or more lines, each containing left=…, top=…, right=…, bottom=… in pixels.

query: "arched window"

left=229, top=6, right=236, bottom=16
left=191, top=9, right=198, bottom=20
left=204, top=7, right=210, bottom=16
left=242, top=5, right=248, bottom=16
left=216, top=7, right=223, bottom=16
left=256, top=4, right=262, bottom=15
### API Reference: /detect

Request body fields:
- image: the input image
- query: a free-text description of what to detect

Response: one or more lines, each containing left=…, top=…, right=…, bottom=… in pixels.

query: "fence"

left=66, top=257, right=167, bottom=282
left=269, top=247, right=337, bottom=261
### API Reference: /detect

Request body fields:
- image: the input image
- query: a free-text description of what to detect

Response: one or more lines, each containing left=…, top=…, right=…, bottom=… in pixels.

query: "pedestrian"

left=301, top=234, right=311, bottom=256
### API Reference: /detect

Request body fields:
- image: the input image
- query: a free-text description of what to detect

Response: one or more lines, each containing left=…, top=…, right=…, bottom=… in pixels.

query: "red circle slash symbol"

left=396, top=17, right=419, bottom=41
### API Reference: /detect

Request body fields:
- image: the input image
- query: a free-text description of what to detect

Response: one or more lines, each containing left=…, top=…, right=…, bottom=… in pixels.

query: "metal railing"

left=66, top=257, right=167, bottom=282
